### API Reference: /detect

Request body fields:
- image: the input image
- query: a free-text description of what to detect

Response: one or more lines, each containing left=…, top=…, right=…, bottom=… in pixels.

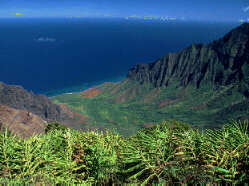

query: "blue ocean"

left=0, top=18, right=240, bottom=96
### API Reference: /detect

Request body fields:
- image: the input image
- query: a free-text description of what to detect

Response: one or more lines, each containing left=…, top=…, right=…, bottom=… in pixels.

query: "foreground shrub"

left=0, top=119, right=248, bottom=185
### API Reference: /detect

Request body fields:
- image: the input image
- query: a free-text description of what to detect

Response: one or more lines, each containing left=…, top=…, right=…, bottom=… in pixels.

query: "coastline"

left=46, top=75, right=126, bottom=98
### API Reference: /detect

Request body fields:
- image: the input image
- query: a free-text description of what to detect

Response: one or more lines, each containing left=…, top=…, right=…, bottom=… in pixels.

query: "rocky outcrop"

left=0, top=82, right=72, bottom=122
left=0, top=82, right=106, bottom=139
left=127, top=23, right=249, bottom=97
left=0, top=104, right=48, bottom=139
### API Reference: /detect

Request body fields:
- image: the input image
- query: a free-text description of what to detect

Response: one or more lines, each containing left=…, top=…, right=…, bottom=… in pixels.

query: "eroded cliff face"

left=0, top=82, right=72, bottom=122
left=0, top=104, right=48, bottom=139
left=127, top=23, right=249, bottom=97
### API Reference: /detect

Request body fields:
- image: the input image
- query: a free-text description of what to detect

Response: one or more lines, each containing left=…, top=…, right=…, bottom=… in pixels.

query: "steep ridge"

left=1, top=23, right=248, bottom=139
left=127, top=23, right=249, bottom=97
left=0, top=82, right=110, bottom=138
left=0, top=81, right=72, bottom=122
left=50, top=23, right=249, bottom=138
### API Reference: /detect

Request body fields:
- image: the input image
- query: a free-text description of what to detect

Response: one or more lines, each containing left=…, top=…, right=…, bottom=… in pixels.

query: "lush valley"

left=0, top=23, right=248, bottom=185
left=51, top=23, right=249, bottom=139
left=51, top=78, right=248, bottom=138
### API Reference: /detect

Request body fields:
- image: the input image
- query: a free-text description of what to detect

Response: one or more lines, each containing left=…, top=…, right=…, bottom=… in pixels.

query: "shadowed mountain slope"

left=0, top=23, right=248, bottom=139
left=0, top=81, right=72, bottom=122
left=52, top=23, right=249, bottom=138
left=0, top=82, right=111, bottom=138
left=127, top=23, right=249, bottom=97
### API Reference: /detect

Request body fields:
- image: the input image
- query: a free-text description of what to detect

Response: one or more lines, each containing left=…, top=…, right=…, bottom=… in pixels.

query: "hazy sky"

left=0, top=0, right=249, bottom=22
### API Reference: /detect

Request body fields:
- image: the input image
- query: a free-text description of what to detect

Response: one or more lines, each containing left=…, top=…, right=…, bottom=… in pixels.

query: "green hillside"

left=51, top=78, right=248, bottom=138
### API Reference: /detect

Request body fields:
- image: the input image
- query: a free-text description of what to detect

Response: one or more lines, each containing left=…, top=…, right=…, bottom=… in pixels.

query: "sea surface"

left=0, top=18, right=240, bottom=96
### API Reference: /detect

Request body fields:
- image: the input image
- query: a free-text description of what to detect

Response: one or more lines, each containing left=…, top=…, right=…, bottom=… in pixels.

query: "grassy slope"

left=51, top=79, right=249, bottom=138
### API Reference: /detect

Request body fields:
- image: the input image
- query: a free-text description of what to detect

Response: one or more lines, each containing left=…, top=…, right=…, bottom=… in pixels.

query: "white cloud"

left=35, top=37, right=56, bottom=42
left=243, top=6, right=249, bottom=12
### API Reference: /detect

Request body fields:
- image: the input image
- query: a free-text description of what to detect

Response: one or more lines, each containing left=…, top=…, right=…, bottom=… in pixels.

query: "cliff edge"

left=0, top=82, right=72, bottom=122
left=127, top=23, right=249, bottom=97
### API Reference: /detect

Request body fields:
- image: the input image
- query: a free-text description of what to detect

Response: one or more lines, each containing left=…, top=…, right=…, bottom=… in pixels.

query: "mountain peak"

left=127, top=23, right=249, bottom=97
left=235, top=22, right=249, bottom=32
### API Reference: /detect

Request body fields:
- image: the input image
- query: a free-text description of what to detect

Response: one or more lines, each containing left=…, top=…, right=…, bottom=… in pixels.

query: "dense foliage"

left=0, top=119, right=248, bottom=185
left=44, top=122, right=70, bottom=134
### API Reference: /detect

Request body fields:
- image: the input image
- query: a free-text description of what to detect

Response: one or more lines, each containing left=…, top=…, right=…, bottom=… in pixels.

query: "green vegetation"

left=45, top=122, right=70, bottom=134
left=2, top=79, right=247, bottom=184
left=0, top=119, right=248, bottom=185
left=51, top=80, right=249, bottom=138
